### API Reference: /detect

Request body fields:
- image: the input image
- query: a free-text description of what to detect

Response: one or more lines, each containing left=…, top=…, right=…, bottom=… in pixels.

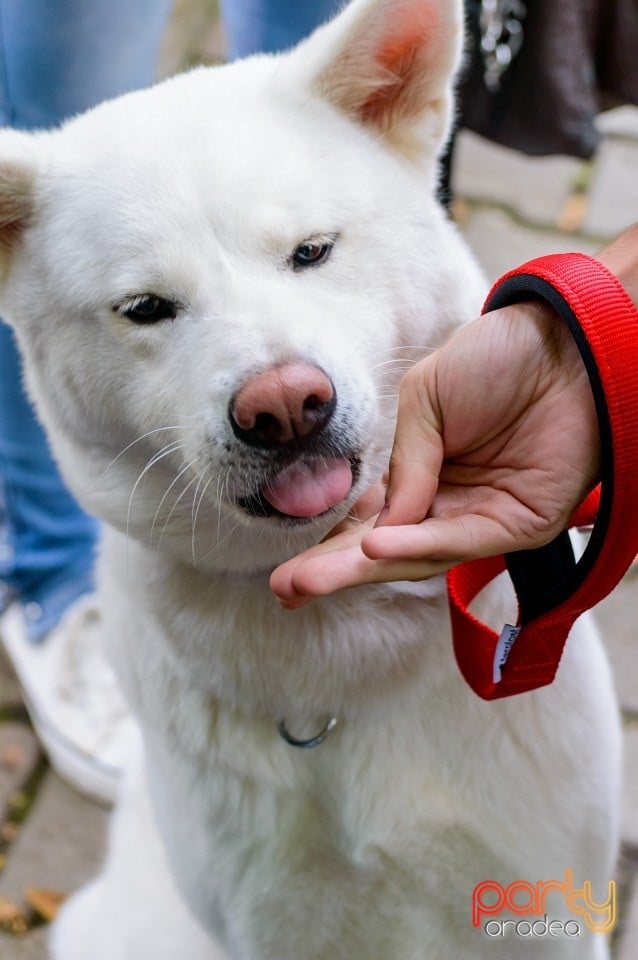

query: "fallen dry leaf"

left=0, top=744, right=24, bottom=770
left=0, top=896, right=23, bottom=925
left=556, top=192, right=588, bottom=233
left=0, top=821, right=19, bottom=844
left=25, top=887, right=68, bottom=923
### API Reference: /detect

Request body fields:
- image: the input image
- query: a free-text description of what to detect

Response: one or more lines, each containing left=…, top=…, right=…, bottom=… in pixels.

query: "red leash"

left=447, top=253, right=638, bottom=700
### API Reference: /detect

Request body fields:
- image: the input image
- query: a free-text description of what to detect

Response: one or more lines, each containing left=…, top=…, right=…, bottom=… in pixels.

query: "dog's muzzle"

left=228, top=361, right=358, bottom=520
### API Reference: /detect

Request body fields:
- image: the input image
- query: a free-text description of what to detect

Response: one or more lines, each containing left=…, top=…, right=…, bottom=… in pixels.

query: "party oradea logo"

left=472, top=869, right=616, bottom=939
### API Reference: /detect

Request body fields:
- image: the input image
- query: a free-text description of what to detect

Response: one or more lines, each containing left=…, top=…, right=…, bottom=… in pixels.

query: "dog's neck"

left=101, top=525, right=454, bottom=734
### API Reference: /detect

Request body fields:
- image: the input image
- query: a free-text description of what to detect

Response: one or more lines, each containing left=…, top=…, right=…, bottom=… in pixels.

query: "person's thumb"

left=375, top=360, right=443, bottom=528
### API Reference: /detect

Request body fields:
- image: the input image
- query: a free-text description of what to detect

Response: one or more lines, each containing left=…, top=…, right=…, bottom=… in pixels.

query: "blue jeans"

left=220, top=0, right=341, bottom=59
left=0, top=0, right=172, bottom=640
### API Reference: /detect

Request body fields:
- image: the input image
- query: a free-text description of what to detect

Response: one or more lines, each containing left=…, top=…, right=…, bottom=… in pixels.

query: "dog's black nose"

left=229, top=361, right=336, bottom=449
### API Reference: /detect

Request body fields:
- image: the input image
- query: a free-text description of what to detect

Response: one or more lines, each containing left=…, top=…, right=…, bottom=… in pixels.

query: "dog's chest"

left=108, top=560, right=477, bottom=953
left=141, top=674, right=484, bottom=959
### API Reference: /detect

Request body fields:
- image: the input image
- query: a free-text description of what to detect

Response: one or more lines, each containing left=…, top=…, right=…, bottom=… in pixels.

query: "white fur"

left=0, top=1, right=620, bottom=957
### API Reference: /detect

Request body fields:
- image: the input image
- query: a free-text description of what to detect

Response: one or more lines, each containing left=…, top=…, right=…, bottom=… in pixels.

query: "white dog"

left=0, top=0, right=620, bottom=957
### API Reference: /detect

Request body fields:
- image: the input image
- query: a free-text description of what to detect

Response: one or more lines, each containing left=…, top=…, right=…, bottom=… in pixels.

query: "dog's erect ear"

left=0, top=132, right=37, bottom=265
left=288, top=0, right=463, bottom=160
left=0, top=164, right=34, bottom=239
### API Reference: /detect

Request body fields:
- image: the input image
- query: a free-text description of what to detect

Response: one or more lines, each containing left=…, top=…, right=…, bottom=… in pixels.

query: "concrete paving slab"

left=594, top=573, right=638, bottom=716
left=458, top=207, right=598, bottom=283
left=0, top=647, right=27, bottom=710
left=0, top=724, right=41, bottom=822
left=618, top=876, right=638, bottom=960
left=597, top=106, right=638, bottom=141
left=453, top=130, right=583, bottom=227
left=0, top=771, right=107, bottom=904
left=620, top=724, right=638, bottom=848
left=584, top=137, right=638, bottom=238
left=0, top=926, right=47, bottom=960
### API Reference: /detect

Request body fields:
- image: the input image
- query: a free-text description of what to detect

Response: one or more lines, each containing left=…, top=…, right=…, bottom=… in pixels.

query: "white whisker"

left=103, top=424, right=192, bottom=476
left=372, top=357, right=422, bottom=372
left=125, top=440, right=185, bottom=542
left=370, top=344, right=436, bottom=357
left=157, top=469, right=201, bottom=547
left=150, top=457, right=198, bottom=546
left=191, top=466, right=214, bottom=565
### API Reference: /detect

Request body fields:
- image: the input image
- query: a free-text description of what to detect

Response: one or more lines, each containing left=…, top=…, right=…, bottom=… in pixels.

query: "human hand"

left=271, top=298, right=600, bottom=607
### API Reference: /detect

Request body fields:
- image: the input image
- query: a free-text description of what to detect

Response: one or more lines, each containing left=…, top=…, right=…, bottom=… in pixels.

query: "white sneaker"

left=0, top=594, right=136, bottom=806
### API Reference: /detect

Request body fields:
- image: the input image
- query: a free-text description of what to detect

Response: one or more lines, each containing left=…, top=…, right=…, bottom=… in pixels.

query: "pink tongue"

left=262, top=458, right=353, bottom=518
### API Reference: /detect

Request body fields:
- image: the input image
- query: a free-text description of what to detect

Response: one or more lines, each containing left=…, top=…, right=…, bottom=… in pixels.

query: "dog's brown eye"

left=117, top=295, right=177, bottom=324
left=292, top=237, right=335, bottom=270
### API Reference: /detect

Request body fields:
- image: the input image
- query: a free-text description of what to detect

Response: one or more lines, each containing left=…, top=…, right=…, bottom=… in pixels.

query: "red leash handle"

left=447, top=253, right=638, bottom=700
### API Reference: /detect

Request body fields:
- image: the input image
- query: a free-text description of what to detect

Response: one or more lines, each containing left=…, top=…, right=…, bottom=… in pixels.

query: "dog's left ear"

left=287, top=0, right=464, bottom=163
left=0, top=132, right=37, bottom=272
left=0, top=164, right=34, bottom=238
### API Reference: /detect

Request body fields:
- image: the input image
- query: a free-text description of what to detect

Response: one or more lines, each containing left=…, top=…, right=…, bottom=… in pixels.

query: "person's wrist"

left=596, top=224, right=638, bottom=311
left=508, top=297, right=602, bottom=490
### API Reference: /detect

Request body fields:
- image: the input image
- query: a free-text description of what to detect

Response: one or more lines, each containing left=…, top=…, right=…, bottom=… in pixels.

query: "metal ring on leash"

left=277, top=716, right=338, bottom=749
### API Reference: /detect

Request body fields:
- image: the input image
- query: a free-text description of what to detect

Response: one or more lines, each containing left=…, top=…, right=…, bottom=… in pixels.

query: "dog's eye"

left=291, top=236, right=335, bottom=270
left=116, top=295, right=177, bottom=324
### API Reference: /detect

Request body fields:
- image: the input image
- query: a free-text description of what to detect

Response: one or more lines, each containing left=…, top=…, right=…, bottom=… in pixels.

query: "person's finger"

left=269, top=481, right=386, bottom=599
left=270, top=524, right=369, bottom=599
left=362, top=510, right=551, bottom=563
left=272, top=546, right=452, bottom=607
left=348, top=479, right=386, bottom=521
left=375, top=362, right=443, bottom=527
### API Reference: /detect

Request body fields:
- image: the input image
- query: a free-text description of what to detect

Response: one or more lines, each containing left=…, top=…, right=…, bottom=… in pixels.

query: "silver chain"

left=479, top=0, right=527, bottom=92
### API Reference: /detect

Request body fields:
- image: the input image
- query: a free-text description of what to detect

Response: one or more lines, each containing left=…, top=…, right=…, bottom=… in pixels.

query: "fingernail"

left=277, top=596, right=307, bottom=611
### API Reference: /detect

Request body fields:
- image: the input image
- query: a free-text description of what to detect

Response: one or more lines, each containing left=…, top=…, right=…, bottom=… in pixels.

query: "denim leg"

left=0, top=322, right=98, bottom=637
left=0, top=0, right=172, bottom=638
left=220, top=0, right=342, bottom=59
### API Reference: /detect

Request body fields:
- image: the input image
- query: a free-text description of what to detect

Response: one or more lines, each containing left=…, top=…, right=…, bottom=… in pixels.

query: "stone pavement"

left=0, top=3, right=636, bottom=956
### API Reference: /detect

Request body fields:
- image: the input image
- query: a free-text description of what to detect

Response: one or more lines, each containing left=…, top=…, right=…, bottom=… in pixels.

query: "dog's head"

left=0, top=0, right=483, bottom=572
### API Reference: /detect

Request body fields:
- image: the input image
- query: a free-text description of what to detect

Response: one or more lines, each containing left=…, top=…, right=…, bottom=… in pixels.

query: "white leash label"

left=493, top=624, right=522, bottom=683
